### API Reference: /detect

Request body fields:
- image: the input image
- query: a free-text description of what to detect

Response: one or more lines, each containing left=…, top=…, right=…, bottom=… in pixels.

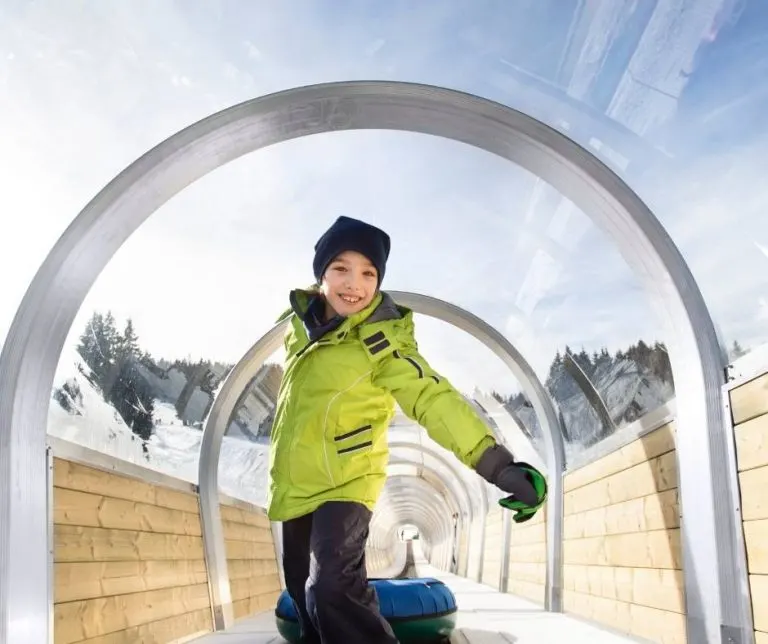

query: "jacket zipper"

left=287, top=335, right=332, bottom=486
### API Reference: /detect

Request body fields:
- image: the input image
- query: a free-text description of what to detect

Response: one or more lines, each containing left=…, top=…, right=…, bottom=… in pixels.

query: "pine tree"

left=122, top=319, right=140, bottom=358
left=730, top=340, right=747, bottom=360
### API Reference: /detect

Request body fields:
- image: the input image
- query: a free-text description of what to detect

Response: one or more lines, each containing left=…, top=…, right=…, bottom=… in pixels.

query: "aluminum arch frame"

left=383, top=477, right=454, bottom=570
left=382, top=477, right=451, bottom=546
left=0, top=80, right=745, bottom=643
left=387, top=456, right=467, bottom=575
left=387, top=440, right=486, bottom=578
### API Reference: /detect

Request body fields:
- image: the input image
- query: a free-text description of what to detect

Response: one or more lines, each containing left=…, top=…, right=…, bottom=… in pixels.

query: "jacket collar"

left=283, top=287, right=404, bottom=339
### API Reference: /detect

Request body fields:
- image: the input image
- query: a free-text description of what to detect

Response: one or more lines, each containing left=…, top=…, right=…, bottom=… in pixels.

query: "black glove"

left=474, top=443, right=539, bottom=507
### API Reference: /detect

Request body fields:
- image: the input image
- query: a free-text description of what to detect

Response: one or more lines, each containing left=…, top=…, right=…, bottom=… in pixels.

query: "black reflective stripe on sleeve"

left=363, top=331, right=386, bottom=346
left=334, top=425, right=372, bottom=441
left=338, top=440, right=373, bottom=455
left=369, top=339, right=390, bottom=355
left=394, top=350, right=440, bottom=383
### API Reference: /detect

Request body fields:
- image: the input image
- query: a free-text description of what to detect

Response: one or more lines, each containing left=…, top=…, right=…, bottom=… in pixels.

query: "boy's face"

left=320, top=250, right=379, bottom=317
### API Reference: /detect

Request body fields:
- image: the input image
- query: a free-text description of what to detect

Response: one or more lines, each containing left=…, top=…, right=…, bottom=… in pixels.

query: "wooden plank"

left=232, top=590, right=282, bottom=620
left=745, top=520, right=768, bottom=575
left=509, top=520, right=546, bottom=546
left=565, top=424, right=675, bottom=492
left=731, top=372, right=768, bottom=425
left=224, top=538, right=277, bottom=561
left=54, top=560, right=207, bottom=603
left=55, top=525, right=204, bottom=562
left=751, top=574, right=768, bottom=633
left=54, top=583, right=211, bottom=644
left=230, top=573, right=282, bottom=602
left=220, top=504, right=270, bottom=529
left=740, top=466, right=768, bottom=521
left=508, top=543, right=547, bottom=564
left=564, top=489, right=679, bottom=540
left=565, top=451, right=678, bottom=516
left=564, top=589, right=686, bottom=644
left=68, top=608, right=212, bottom=644
left=54, top=487, right=202, bottom=536
left=506, top=579, right=545, bottom=604
left=54, top=458, right=199, bottom=514
left=564, top=564, right=684, bottom=614
left=507, top=562, right=546, bottom=585
left=564, top=529, right=682, bottom=569
left=736, top=413, right=768, bottom=472
left=228, top=558, right=279, bottom=581
left=222, top=520, right=274, bottom=543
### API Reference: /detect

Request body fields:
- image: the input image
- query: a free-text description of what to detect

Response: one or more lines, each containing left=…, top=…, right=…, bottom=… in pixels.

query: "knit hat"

left=313, top=216, right=391, bottom=287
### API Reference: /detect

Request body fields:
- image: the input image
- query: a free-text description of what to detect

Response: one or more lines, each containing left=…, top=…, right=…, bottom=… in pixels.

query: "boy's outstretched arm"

left=372, top=341, right=539, bottom=507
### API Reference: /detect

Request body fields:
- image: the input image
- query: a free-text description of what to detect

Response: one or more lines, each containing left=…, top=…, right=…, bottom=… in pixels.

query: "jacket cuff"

left=474, top=442, right=516, bottom=483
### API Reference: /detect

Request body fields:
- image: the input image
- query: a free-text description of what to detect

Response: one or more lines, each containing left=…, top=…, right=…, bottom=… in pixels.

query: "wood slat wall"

left=730, top=371, right=768, bottom=643
left=221, top=503, right=281, bottom=620
left=561, top=423, right=686, bottom=644
left=53, top=458, right=213, bottom=644
left=506, top=500, right=547, bottom=604
left=481, top=506, right=503, bottom=589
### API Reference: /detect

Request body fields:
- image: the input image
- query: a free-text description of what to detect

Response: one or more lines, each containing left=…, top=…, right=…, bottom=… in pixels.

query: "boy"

left=267, top=216, right=544, bottom=643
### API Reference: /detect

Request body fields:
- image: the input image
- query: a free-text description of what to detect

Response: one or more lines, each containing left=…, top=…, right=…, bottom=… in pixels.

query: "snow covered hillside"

left=48, top=346, right=270, bottom=506
left=510, top=352, right=674, bottom=465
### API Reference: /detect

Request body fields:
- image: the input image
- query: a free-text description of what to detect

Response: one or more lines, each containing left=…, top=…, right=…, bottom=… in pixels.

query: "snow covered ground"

left=48, top=346, right=270, bottom=506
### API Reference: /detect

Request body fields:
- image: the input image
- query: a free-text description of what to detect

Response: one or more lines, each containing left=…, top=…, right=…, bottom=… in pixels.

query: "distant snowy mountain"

left=48, top=346, right=270, bottom=506
left=506, top=349, right=674, bottom=465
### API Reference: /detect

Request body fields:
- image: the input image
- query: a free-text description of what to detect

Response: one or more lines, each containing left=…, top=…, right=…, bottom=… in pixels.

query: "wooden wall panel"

left=562, top=423, right=685, bottom=643
left=481, top=507, right=503, bottom=589
left=52, top=457, right=213, bottom=644
left=506, top=501, right=547, bottom=604
left=222, top=500, right=281, bottom=621
left=731, top=371, right=768, bottom=643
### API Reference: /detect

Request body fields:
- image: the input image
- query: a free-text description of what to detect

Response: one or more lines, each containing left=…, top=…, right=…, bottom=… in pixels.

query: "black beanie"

left=313, top=216, right=391, bottom=287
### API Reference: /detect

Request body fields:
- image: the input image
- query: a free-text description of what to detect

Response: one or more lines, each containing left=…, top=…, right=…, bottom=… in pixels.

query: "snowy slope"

left=510, top=356, right=673, bottom=464
left=48, top=346, right=270, bottom=506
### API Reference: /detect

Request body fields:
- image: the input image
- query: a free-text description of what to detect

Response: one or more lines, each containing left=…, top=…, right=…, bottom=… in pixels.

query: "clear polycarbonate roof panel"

left=2, top=2, right=764, bottom=479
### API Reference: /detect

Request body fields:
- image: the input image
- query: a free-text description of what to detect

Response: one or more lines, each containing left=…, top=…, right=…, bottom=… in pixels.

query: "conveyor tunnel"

left=1, top=5, right=768, bottom=642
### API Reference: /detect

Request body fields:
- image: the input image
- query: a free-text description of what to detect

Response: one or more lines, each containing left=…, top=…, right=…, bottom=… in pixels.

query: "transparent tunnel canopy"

left=0, top=2, right=762, bottom=496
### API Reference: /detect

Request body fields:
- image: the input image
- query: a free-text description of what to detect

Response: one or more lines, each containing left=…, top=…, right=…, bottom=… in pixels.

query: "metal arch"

left=388, top=440, right=484, bottom=575
left=387, top=456, right=465, bottom=574
left=387, top=290, right=565, bottom=605
left=0, top=80, right=743, bottom=642
left=388, top=428, right=489, bottom=579
left=383, top=477, right=451, bottom=557
left=379, top=477, right=452, bottom=541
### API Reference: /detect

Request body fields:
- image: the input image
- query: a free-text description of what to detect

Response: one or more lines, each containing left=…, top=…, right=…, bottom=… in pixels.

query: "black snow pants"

left=282, top=501, right=399, bottom=644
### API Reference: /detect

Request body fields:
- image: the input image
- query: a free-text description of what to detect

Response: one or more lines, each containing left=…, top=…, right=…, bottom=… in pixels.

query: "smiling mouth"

left=338, top=294, right=362, bottom=304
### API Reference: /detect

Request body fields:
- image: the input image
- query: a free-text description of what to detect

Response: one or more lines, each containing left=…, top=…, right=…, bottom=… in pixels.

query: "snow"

left=48, top=345, right=270, bottom=506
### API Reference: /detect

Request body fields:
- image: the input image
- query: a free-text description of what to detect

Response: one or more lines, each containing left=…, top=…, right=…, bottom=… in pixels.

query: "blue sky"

left=0, top=0, right=766, bottom=396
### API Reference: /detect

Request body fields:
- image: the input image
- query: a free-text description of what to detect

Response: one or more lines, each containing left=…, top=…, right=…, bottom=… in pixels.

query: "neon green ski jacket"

left=266, top=288, right=496, bottom=522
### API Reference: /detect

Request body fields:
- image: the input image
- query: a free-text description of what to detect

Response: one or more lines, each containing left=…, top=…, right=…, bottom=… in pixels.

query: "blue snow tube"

left=275, top=577, right=458, bottom=643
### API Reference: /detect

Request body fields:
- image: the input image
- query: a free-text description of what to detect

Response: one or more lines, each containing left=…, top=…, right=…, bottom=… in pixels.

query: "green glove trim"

left=498, top=463, right=548, bottom=523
